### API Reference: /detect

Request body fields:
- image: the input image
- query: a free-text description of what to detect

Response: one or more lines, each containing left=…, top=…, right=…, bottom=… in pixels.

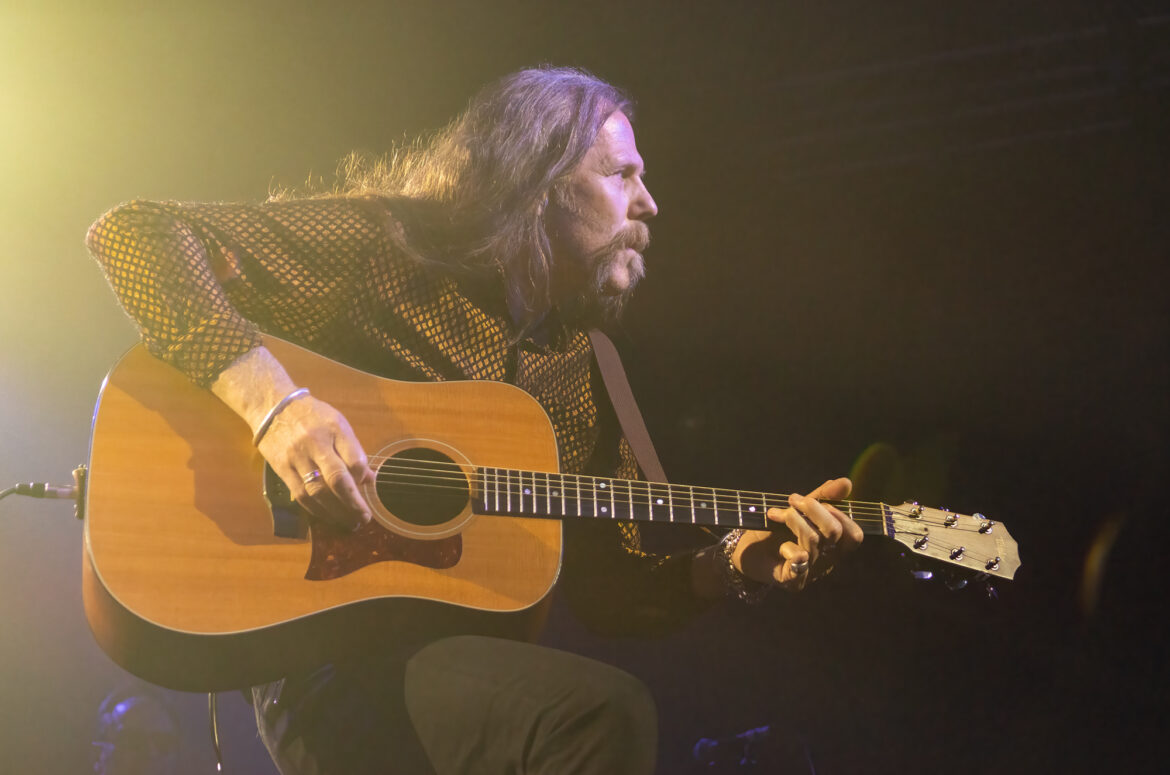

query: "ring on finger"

left=302, top=469, right=324, bottom=486
left=790, top=560, right=810, bottom=576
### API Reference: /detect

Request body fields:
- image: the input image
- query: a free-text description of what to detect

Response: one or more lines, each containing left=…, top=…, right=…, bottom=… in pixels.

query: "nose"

left=631, top=177, right=658, bottom=221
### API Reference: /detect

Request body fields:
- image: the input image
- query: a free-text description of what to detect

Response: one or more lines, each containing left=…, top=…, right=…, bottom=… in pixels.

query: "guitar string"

left=358, top=459, right=992, bottom=529
left=293, top=458, right=1005, bottom=568
left=359, top=456, right=968, bottom=518
left=364, top=467, right=897, bottom=523
left=351, top=467, right=1000, bottom=533
left=347, top=475, right=1006, bottom=570
left=361, top=474, right=976, bottom=531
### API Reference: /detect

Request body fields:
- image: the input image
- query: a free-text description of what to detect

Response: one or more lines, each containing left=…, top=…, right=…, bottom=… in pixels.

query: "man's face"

left=547, top=110, right=658, bottom=324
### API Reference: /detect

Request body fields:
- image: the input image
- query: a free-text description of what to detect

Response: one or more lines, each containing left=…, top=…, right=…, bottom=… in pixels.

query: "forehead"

left=588, top=111, right=642, bottom=165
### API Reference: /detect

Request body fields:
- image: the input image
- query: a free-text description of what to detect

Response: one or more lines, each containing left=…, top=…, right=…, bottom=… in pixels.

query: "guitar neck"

left=474, top=467, right=882, bottom=536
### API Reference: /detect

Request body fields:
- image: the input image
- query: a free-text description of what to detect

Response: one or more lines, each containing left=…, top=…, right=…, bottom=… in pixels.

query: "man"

left=87, top=66, right=861, bottom=774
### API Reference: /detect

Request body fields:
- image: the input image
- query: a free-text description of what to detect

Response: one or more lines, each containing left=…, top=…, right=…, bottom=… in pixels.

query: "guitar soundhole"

left=375, top=447, right=469, bottom=528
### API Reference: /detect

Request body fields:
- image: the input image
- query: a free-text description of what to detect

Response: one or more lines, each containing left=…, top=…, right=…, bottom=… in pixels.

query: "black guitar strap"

left=588, top=329, right=668, bottom=484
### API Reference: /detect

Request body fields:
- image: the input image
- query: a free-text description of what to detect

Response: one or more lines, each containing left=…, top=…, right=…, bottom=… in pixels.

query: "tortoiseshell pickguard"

left=305, top=520, right=462, bottom=580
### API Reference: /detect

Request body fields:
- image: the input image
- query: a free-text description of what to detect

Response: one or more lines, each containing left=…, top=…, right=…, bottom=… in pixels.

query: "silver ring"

left=302, top=470, right=323, bottom=486
left=790, top=560, right=810, bottom=576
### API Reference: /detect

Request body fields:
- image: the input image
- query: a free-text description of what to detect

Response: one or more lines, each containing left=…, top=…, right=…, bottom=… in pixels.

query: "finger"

left=825, top=502, right=865, bottom=549
left=779, top=542, right=810, bottom=588
left=320, top=460, right=372, bottom=527
left=808, top=476, right=852, bottom=501
left=280, top=462, right=331, bottom=522
left=294, top=462, right=362, bottom=530
left=738, top=534, right=808, bottom=587
left=779, top=498, right=823, bottom=565
left=791, top=493, right=844, bottom=548
left=335, top=427, right=376, bottom=486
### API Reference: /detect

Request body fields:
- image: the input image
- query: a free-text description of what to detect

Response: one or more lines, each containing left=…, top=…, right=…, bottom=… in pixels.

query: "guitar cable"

left=0, top=466, right=87, bottom=517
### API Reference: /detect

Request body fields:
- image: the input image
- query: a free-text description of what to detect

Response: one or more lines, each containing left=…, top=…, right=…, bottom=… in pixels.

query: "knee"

left=539, top=667, right=658, bottom=774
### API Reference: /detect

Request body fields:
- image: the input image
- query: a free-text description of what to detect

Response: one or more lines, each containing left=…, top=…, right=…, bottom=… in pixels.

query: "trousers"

left=252, top=635, right=658, bottom=774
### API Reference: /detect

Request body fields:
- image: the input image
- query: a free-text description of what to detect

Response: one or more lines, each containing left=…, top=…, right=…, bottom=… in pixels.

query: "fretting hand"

left=734, top=477, right=863, bottom=591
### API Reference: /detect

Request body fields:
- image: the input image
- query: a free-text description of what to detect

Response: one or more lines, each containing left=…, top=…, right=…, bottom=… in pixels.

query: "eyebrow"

left=609, top=156, right=646, bottom=175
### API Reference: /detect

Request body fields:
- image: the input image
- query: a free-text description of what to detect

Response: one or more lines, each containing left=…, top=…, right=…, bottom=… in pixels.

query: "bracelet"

left=251, top=387, right=310, bottom=446
left=717, top=529, right=770, bottom=604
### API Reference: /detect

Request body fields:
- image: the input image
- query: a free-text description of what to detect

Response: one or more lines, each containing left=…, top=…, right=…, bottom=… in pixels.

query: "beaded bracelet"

left=717, top=529, right=770, bottom=604
left=251, top=387, right=311, bottom=446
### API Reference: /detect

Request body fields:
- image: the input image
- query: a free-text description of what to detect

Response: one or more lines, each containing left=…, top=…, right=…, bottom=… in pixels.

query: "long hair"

left=341, top=66, right=633, bottom=322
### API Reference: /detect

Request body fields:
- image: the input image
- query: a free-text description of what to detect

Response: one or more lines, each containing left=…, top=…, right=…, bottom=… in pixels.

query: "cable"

left=208, top=692, right=224, bottom=772
left=6, top=481, right=78, bottom=499
left=1, top=467, right=87, bottom=519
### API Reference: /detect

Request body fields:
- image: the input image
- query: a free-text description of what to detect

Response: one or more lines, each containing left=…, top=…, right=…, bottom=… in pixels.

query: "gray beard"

left=560, top=224, right=648, bottom=328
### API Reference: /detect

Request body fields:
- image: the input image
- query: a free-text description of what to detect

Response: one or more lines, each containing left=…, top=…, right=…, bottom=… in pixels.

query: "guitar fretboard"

left=477, top=467, right=786, bottom=530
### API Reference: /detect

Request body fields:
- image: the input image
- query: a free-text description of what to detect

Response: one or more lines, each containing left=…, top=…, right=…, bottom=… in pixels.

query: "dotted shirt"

left=87, top=195, right=704, bottom=635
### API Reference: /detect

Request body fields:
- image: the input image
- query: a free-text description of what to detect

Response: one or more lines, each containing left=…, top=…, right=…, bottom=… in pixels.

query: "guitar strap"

left=588, top=329, right=669, bottom=484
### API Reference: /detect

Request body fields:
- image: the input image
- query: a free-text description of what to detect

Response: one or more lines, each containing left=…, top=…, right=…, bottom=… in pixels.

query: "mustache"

left=594, top=221, right=651, bottom=257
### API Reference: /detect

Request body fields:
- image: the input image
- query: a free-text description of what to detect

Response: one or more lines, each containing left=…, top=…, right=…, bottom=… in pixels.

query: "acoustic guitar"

left=83, top=336, right=1020, bottom=691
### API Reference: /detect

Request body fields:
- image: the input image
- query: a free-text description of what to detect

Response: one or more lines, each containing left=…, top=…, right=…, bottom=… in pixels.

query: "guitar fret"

left=614, top=479, right=630, bottom=521
left=741, top=492, right=767, bottom=528
left=478, top=470, right=811, bottom=533
left=594, top=478, right=612, bottom=518
left=704, top=486, right=719, bottom=527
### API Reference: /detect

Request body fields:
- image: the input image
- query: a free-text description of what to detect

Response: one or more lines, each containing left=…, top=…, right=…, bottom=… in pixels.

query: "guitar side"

left=83, top=337, right=563, bottom=691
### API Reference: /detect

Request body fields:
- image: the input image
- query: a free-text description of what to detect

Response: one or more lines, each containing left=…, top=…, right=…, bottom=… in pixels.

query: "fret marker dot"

left=700, top=502, right=708, bottom=508
left=599, top=482, right=607, bottom=489
left=749, top=506, right=757, bottom=512
left=601, top=506, right=608, bottom=514
left=553, top=491, right=560, bottom=497
left=656, top=498, right=664, bottom=505
left=523, top=488, right=531, bottom=495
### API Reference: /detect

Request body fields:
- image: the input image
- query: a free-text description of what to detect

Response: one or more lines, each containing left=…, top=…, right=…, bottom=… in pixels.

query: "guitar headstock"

left=884, top=502, right=1021, bottom=580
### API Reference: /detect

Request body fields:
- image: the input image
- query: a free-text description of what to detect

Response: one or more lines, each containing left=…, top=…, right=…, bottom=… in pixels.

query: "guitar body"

left=83, top=336, right=563, bottom=691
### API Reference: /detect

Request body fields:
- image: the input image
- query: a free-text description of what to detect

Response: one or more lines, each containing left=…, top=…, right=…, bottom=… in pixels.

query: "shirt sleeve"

left=86, top=196, right=399, bottom=386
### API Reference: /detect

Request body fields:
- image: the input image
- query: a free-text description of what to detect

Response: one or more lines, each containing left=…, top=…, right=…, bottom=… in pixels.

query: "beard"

left=559, top=221, right=650, bottom=328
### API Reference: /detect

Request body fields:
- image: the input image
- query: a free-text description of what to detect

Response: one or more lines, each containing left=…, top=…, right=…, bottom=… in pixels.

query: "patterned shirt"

left=87, top=195, right=704, bottom=635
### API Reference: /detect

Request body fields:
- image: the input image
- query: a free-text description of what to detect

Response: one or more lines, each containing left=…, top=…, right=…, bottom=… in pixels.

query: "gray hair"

left=343, top=66, right=634, bottom=321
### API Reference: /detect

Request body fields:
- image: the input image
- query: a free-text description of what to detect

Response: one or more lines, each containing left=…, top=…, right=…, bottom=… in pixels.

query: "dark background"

left=1, top=1, right=1166, bottom=772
